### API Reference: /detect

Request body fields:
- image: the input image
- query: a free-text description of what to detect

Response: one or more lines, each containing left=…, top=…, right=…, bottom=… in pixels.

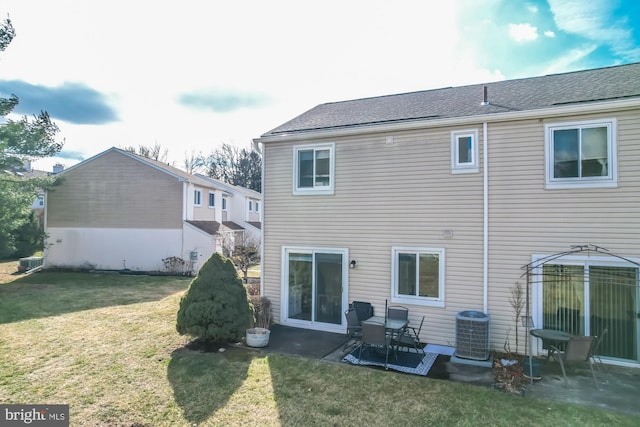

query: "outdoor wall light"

left=349, top=259, right=357, bottom=268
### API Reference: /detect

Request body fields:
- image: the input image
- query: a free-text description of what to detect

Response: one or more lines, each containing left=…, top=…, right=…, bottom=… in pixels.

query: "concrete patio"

left=255, top=324, right=640, bottom=418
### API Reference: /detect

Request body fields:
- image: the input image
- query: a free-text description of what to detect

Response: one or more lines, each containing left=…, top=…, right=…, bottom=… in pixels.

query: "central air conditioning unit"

left=455, top=310, right=490, bottom=360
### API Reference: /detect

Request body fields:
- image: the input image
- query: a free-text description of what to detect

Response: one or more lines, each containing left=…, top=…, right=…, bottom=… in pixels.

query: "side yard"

left=0, top=268, right=637, bottom=426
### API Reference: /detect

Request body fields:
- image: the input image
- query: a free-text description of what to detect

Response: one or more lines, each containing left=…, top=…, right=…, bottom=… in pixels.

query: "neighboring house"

left=45, top=147, right=261, bottom=273
left=5, top=161, right=60, bottom=225
left=254, top=62, right=640, bottom=366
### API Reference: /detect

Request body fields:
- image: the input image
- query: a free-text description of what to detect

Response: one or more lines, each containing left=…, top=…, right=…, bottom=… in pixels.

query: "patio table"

left=530, top=328, right=573, bottom=346
left=529, top=328, right=574, bottom=369
left=365, top=316, right=408, bottom=338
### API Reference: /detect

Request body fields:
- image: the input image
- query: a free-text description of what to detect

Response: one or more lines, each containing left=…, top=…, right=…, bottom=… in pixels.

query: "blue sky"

left=0, top=0, right=638, bottom=171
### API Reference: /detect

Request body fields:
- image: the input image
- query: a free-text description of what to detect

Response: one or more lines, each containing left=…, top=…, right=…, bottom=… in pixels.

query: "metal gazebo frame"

left=521, top=244, right=640, bottom=383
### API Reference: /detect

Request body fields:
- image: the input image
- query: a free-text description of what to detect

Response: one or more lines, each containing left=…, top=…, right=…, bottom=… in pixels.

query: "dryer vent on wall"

left=455, top=310, right=490, bottom=360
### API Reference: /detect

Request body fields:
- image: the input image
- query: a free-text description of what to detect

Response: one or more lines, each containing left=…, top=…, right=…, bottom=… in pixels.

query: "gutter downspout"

left=258, top=142, right=265, bottom=297
left=483, top=122, right=489, bottom=313
left=182, top=181, right=187, bottom=263
left=43, top=191, right=48, bottom=269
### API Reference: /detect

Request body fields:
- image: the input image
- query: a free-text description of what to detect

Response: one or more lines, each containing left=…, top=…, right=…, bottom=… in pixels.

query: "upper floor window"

left=194, top=189, right=202, bottom=206
left=222, top=197, right=228, bottom=210
left=255, top=202, right=260, bottom=213
left=451, top=129, right=478, bottom=173
left=208, top=192, right=215, bottom=208
left=248, top=200, right=253, bottom=212
left=391, top=247, right=445, bottom=308
left=293, top=143, right=335, bottom=195
left=545, top=118, right=617, bottom=189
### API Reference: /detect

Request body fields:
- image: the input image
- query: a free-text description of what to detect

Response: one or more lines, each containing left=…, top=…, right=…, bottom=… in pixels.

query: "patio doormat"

left=342, top=347, right=441, bottom=376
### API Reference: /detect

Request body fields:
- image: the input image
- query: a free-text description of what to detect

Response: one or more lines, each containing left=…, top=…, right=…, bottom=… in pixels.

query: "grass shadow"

left=0, top=271, right=191, bottom=323
left=167, top=345, right=252, bottom=424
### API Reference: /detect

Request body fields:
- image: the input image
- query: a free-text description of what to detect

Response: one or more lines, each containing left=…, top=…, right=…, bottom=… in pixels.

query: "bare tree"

left=202, top=143, right=261, bottom=192
left=183, top=148, right=204, bottom=175
left=121, top=143, right=169, bottom=163
left=218, top=231, right=261, bottom=283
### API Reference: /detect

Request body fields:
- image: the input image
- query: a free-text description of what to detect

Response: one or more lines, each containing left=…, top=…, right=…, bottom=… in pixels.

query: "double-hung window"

left=545, top=118, right=617, bottom=189
left=451, top=129, right=478, bottom=173
left=293, top=143, right=335, bottom=195
left=392, top=247, right=445, bottom=307
left=194, top=189, right=202, bottom=206
left=208, top=192, right=215, bottom=208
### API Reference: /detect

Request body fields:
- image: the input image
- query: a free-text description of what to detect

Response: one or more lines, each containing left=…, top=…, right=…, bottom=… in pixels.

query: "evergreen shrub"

left=176, top=253, right=254, bottom=342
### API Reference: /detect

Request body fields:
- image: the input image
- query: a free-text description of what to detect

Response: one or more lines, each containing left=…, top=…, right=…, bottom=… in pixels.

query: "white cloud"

left=548, top=0, right=640, bottom=61
left=508, top=23, right=539, bottom=42
left=543, top=44, right=599, bottom=74
left=544, top=31, right=556, bottom=38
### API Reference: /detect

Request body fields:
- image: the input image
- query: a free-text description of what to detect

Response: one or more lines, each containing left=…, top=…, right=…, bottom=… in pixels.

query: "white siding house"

left=45, top=147, right=261, bottom=273
left=254, top=63, right=640, bottom=366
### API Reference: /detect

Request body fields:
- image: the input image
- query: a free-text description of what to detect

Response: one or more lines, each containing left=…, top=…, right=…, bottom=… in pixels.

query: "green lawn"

left=0, top=268, right=637, bottom=426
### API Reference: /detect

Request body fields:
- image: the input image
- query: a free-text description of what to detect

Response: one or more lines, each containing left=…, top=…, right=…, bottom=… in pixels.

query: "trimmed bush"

left=176, top=253, right=254, bottom=342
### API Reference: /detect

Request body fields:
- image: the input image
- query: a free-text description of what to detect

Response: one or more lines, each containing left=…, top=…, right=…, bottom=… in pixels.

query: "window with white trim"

left=451, top=129, right=478, bottom=173
left=392, top=247, right=445, bottom=307
left=194, top=189, right=202, bottom=206
left=293, top=143, right=335, bottom=195
left=222, top=197, right=228, bottom=210
left=255, top=202, right=260, bottom=212
left=208, top=192, right=215, bottom=208
left=545, top=118, right=617, bottom=189
left=248, top=200, right=253, bottom=212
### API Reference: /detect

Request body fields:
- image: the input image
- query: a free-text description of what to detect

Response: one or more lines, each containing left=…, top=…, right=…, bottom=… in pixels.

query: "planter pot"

left=246, top=327, right=270, bottom=348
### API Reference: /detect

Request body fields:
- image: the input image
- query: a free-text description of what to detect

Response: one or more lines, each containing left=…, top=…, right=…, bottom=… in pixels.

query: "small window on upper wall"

left=208, top=192, right=215, bottom=208
left=222, top=197, right=228, bottom=210
left=451, top=129, right=479, bottom=173
left=194, top=189, right=202, bottom=206
left=248, top=201, right=253, bottom=212
left=255, top=202, right=260, bottom=212
left=545, top=118, right=617, bottom=189
left=293, top=143, right=335, bottom=195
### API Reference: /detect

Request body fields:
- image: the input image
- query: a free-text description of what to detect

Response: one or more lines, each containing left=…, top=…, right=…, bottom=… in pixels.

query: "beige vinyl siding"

left=486, top=109, right=640, bottom=353
left=47, top=151, right=183, bottom=229
left=263, top=127, right=487, bottom=344
left=193, top=185, right=216, bottom=221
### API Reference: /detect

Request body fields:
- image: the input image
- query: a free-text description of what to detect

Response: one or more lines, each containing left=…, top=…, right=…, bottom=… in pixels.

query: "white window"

left=248, top=200, right=253, bottom=212
left=545, top=118, right=617, bottom=189
left=451, top=129, right=479, bottom=173
left=391, top=247, right=445, bottom=307
left=208, top=192, right=215, bottom=208
left=222, top=197, right=228, bottom=210
left=194, top=189, right=202, bottom=206
left=293, top=143, right=335, bottom=195
left=255, top=202, right=260, bottom=212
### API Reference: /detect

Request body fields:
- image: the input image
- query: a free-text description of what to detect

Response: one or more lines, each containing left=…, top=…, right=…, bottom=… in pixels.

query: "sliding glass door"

left=541, top=262, right=639, bottom=363
left=284, top=247, right=347, bottom=329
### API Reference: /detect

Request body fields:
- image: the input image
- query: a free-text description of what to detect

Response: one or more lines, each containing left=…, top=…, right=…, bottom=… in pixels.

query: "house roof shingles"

left=262, top=62, right=640, bottom=137
left=186, top=220, right=245, bottom=235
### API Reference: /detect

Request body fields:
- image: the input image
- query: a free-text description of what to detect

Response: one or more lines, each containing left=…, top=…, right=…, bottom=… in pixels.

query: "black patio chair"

left=387, top=305, right=409, bottom=321
left=549, top=335, right=599, bottom=390
left=392, top=315, right=425, bottom=355
left=358, top=321, right=393, bottom=369
left=351, top=301, right=374, bottom=323
left=343, top=308, right=363, bottom=351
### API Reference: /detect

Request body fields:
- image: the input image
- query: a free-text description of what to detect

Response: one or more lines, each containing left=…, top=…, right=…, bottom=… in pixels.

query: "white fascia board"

left=254, top=98, right=640, bottom=144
